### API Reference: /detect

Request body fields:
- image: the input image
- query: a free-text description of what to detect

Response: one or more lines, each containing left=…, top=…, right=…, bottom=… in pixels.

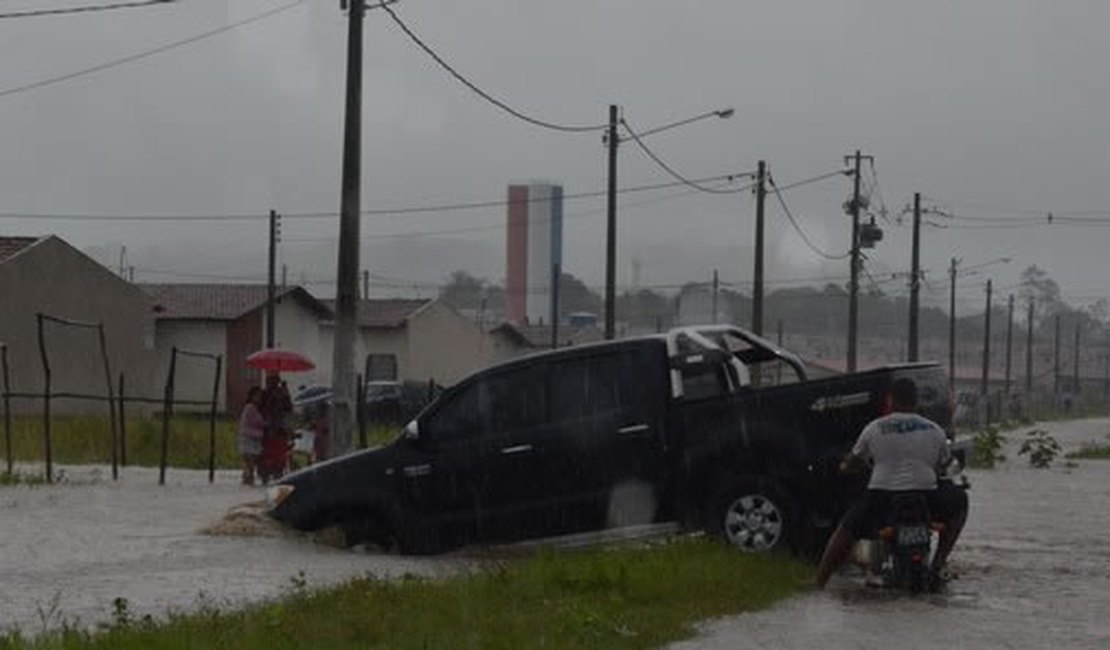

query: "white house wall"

left=151, top=321, right=227, bottom=412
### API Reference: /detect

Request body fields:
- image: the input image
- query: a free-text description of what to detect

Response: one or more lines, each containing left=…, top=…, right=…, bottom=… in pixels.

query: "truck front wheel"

left=709, top=479, right=800, bottom=554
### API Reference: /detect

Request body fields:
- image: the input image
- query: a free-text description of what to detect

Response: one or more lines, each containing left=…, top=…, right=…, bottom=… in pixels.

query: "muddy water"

left=0, top=466, right=459, bottom=634
left=671, top=418, right=1110, bottom=650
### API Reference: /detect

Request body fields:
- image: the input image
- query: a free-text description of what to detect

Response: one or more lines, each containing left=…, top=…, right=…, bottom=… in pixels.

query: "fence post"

left=160, top=347, right=177, bottom=486
left=2, top=345, right=11, bottom=476
left=36, top=314, right=53, bottom=483
left=208, top=355, right=222, bottom=484
left=97, top=324, right=118, bottom=481
left=118, top=373, right=127, bottom=467
left=356, top=373, right=367, bottom=449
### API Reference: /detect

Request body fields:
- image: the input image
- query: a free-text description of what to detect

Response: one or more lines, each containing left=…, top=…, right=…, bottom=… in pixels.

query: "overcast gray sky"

left=1, top=0, right=1108, bottom=312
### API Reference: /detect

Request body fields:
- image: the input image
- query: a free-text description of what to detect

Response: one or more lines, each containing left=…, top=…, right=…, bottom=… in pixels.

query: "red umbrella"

left=246, top=349, right=315, bottom=373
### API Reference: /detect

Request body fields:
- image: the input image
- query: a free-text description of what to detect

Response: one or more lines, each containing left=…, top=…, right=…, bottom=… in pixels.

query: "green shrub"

left=1017, top=429, right=1061, bottom=468
left=969, top=425, right=1006, bottom=468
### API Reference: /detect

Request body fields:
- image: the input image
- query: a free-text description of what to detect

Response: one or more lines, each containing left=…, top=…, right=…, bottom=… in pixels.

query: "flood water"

left=3, top=418, right=1109, bottom=647
left=0, top=466, right=459, bottom=634
left=671, top=417, right=1110, bottom=649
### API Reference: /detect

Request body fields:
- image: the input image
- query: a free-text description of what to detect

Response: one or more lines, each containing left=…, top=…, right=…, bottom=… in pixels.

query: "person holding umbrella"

left=245, top=349, right=314, bottom=483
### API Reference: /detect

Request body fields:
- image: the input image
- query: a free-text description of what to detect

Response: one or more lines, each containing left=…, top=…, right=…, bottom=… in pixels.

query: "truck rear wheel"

left=709, top=479, right=800, bottom=554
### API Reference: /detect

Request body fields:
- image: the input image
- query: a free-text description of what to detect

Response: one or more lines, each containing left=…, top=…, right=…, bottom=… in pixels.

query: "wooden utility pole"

left=331, top=0, right=366, bottom=456
left=267, top=209, right=278, bottom=348
left=1025, top=300, right=1035, bottom=402
left=1073, top=323, right=1081, bottom=403
left=948, top=257, right=958, bottom=386
left=981, top=280, right=993, bottom=426
left=604, top=104, right=619, bottom=340
left=1005, top=294, right=1014, bottom=396
left=1054, top=315, right=1061, bottom=405
left=752, top=160, right=767, bottom=336
left=711, top=269, right=719, bottom=324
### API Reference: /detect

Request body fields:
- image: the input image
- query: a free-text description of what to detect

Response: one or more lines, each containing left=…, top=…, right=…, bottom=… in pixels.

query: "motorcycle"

left=856, top=461, right=969, bottom=593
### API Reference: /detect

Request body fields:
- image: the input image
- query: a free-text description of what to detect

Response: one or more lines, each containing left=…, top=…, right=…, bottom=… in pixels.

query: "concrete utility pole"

left=1005, top=294, right=1014, bottom=397
left=948, top=257, right=959, bottom=386
left=267, top=209, right=279, bottom=348
left=604, top=104, right=619, bottom=340
left=331, top=0, right=366, bottom=456
left=908, top=192, right=922, bottom=362
left=845, top=150, right=871, bottom=373
left=981, top=280, right=993, bottom=426
left=752, top=160, right=767, bottom=336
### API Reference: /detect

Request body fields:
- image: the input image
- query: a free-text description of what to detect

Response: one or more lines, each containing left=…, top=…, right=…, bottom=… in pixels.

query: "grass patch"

left=1066, top=444, right=1110, bottom=460
left=0, top=537, right=807, bottom=649
left=1, top=416, right=399, bottom=470
left=0, top=469, right=52, bottom=487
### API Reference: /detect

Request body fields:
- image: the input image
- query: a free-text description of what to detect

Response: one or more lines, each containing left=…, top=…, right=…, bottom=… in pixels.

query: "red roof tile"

left=323, top=299, right=432, bottom=328
left=0, top=236, right=40, bottom=263
left=141, top=284, right=331, bottom=321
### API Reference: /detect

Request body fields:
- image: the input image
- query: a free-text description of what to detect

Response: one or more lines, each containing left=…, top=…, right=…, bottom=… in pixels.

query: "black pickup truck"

left=268, top=325, right=952, bottom=555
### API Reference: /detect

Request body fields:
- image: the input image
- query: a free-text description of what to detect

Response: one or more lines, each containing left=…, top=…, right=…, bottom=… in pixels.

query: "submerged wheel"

left=709, top=479, right=800, bottom=554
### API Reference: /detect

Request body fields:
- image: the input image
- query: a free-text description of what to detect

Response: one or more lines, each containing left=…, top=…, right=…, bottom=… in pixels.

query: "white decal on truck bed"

left=810, top=392, right=871, bottom=412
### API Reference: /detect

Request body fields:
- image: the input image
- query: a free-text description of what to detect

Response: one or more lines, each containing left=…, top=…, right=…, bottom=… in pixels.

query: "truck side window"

left=551, top=355, right=622, bottom=420
left=427, top=382, right=485, bottom=443
left=484, top=366, right=547, bottom=435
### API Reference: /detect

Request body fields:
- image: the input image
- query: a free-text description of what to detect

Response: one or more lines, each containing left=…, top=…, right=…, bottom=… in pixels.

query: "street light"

left=603, top=105, right=735, bottom=339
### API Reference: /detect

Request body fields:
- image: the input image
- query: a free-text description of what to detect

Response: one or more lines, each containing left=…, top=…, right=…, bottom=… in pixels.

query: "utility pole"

left=981, top=280, right=992, bottom=426
left=1103, top=353, right=1109, bottom=405
left=1054, top=314, right=1061, bottom=405
left=362, top=269, right=369, bottom=300
left=331, top=0, right=366, bottom=456
left=948, top=257, right=958, bottom=386
left=752, top=160, right=767, bottom=336
left=1025, top=299, right=1034, bottom=407
left=845, top=150, right=869, bottom=373
left=1004, top=294, right=1014, bottom=398
left=604, top=104, right=619, bottom=340
left=711, top=269, right=719, bottom=324
left=908, top=192, right=922, bottom=362
left=267, top=209, right=279, bottom=348
left=550, top=262, right=561, bottom=349
left=1073, top=323, right=1081, bottom=403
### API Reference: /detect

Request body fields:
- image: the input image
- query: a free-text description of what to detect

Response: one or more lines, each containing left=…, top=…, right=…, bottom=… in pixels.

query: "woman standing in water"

left=237, top=386, right=265, bottom=485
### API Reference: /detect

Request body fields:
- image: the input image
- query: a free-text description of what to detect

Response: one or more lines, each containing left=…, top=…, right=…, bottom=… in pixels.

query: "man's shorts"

left=840, top=484, right=968, bottom=539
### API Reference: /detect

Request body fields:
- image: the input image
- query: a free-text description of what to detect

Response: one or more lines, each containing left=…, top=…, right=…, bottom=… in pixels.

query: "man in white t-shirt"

left=815, top=377, right=968, bottom=589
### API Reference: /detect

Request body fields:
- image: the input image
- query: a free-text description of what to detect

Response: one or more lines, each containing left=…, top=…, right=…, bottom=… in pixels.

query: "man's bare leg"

left=815, top=525, right=856, bottom=589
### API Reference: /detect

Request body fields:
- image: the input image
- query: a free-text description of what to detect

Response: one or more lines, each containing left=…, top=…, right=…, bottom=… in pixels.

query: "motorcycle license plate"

left=897, top=526, right=930, bottom=546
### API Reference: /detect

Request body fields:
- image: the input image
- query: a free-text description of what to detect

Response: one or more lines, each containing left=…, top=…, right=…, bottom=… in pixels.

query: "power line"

left=769, top=169, right=852, bottom=193
left=0, top=0, right=305, bottom=100
left=285, top=177, right=752, bottom=243
left=767, top=175, right=851, bottom=260
left=380, top=3, right=605, bottom=133
left=921, top=195, right=1110, bottom=218
left=0, top=0, right=172, bottom=20
left=0, top=172, right=751, bottom=222
left=618, top=118, right=751, bottom=194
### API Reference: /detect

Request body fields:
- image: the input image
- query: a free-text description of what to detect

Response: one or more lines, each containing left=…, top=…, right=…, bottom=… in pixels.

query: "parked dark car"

left=268, top=325, right=953, bottom=555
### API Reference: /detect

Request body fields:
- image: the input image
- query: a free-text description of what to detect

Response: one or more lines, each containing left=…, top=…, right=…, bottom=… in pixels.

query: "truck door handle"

left=402, top=463, right=432, bottom=477
left=500, top=444, right=533, bottom=455
left=618, top=424, right=650, bottom=435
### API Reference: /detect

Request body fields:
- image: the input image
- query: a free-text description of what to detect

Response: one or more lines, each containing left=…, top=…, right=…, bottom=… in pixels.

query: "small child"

left=237, top=386, right=265, bottom=485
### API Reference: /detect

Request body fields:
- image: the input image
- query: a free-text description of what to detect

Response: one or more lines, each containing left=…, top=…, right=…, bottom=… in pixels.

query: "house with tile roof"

left=320, top=298, right=490, bottom=389
left=0, top=235, right=157, bottom=414
left=141, top=283, right=332, bottom=410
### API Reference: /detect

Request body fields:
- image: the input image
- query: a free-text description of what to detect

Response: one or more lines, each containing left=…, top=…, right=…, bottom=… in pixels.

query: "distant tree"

left=439, top=270, right=489, bottom=310
left=557, top=272, right=603, bottom=316
left=1018, top=265, right=1064, bottom=316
